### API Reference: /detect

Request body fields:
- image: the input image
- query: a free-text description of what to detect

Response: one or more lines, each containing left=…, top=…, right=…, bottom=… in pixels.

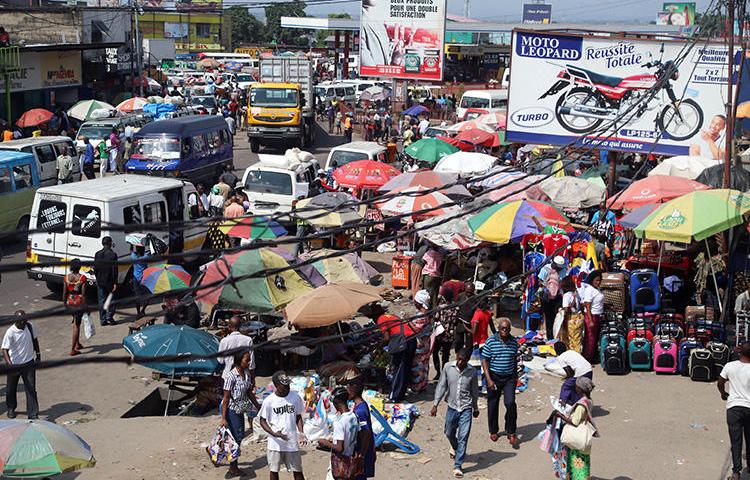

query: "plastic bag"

left=82, top=313, right=95, bottom=340
left=207, top=427, right=239, bottom=466
left=303, top=415, right=330, bottom=442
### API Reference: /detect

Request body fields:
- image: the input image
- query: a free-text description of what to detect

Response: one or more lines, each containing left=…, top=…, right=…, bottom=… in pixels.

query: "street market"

left=0, top=1, right=749, bottom=479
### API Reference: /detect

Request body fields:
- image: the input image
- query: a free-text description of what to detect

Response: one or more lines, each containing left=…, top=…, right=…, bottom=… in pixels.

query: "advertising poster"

left=176, top=0, right=222, bottom=10
left=657, top=2, right=695, bottom=26
left=506, top=30, right=736, bottom=157
left=359, top=0, right=447, bottom=80
left=164, top=22, right=189, bottom=38
left=522, top=4, right=552, bottom=24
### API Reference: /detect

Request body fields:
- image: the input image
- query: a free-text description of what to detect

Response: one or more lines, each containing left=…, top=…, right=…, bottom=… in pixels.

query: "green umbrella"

left=404, top=138, right=459, bottom=164
left=67, top=100, right=115, bottom=121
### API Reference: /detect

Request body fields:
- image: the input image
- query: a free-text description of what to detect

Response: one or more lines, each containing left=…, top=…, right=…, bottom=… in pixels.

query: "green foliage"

left=227, top=6, right=267, bottom=49
left=265, top=1, right=310, bottom=46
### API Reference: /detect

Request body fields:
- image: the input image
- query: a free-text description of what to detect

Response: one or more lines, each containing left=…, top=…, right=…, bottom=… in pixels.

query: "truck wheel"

left=15, top=215, right=29, bottom=241
left=250, top=139, right=260, bottom=153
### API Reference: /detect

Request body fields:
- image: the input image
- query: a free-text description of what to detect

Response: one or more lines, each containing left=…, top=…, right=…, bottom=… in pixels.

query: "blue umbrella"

left=403, top=105, right=428, bottom=116
left=122, top=324, right=219, bottom=376
left=619, top=203, right=659, bottom=229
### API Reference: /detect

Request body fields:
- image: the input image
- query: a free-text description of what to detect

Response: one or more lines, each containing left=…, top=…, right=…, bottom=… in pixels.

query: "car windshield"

left=460, top=96, right=490, bottom=109
left=250, top=88, right=299, bottom=108
left=78, top=125, right=114, bottom=141
left=329, top=150, right=368, bottom=167
left=131, top=137, right=181, bottom=161
left=192, top=96, right=216, bottom=108
left=423, top=127, right=445, bottom=138
left=244, top=170, right=293, bottom=195
left=236, top=74, right=253, bottom=82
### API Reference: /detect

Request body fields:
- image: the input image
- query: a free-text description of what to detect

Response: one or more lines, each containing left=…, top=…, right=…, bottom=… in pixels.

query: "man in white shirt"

left=418, top=114, right=430, bottom=136
left=1, top=310, right=40, bottom=419
left=259, top=371, right=306, bottom=480
left=554, top=341, right=593, bottom=406
left=719, top=343, right=750, bottom=480
left=736, top=285, right=750, bottom=314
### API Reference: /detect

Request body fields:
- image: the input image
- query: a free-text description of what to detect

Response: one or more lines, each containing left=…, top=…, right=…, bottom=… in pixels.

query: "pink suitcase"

left=653, top=336, right=678, bottom=374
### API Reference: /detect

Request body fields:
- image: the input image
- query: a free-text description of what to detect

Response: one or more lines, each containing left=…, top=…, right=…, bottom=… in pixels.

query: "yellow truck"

left=247, top=57, right=315, bottom=153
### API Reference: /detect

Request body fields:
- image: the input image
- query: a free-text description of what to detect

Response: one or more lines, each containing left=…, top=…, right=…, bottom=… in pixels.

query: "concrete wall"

left=0, top=10, right=82, bottom=45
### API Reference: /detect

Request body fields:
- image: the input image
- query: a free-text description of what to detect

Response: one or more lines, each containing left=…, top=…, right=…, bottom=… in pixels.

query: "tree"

left=315, top=13, right=351, bottom=47
left=264, top=0, right=310, bottom=46
left=227, top=6, right=267, bottom=49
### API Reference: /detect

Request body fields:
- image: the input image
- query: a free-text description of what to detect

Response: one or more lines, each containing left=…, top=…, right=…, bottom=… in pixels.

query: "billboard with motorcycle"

left=506, top=30, right=734, bottom=157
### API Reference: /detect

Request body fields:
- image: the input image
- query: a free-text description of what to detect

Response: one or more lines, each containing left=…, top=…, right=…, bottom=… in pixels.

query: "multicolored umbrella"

left=473, top=166, right=526, bottom=189
left=299, top=250, right=381, bottom=285
left=197, top=248, right=312, bottom=312
left=67, top=100, right=115, bottom=121
left=468, top=200, right=571, bottom=244
left=446, top=119, right=496, bottom=133
left=116, top=97, right=149, bottom=113
left=218, top=216, right=287, bottom=240
left=619, top=203, right=659, bottom=229
left=15, top=109, right=53, bottom=128
left=0, top=420, right=95, bottom=478
left=474, top=112, right=507, bottom=129
left=122, top=324, right=219, bottom=376
left=404, top=138, right=458, bottom=164
left=333, top=160, right=401, bottom=189
left=416, top=210, right=483, bottom=251
left=294, top=192, right=363, bottom=227
left=141, top=264, right=192, bottom=295
left=286, top=283, right=383, bottom=328
left=608, top=175, right=710, bottom=210
left=633, top=189, right=750, bottom=243
left=379, top=170, right=471, bottom=198
left=377, top=186, right=459, bottom=218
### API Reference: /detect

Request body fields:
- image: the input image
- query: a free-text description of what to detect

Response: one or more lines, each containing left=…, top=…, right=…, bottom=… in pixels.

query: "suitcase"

left=653, top=336, right=678, bottom=374
left=737, top=312, right=750, bottom=347
left=707, top=341, right=730, bottom=375
left=689, top=348, right=716, bottom=381
left=628, top=337, right=652, bottom=370
left=679, top=339, right=702, bottom=376
left=627, top=322, right=654, bottom=344
left=655, top=321, right=684, bottom=342
left=697, top=319, right=726, bottom=343
left=601, top=272, right=629, bottom=313
left=685, top=305, right=715, bottom=323
left=630, top=269, right=660, bottom=312
left=601, top=333, right=627, bottom=375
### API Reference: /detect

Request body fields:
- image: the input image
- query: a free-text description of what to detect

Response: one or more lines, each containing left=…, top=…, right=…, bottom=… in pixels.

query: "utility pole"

left=133, top=0, right=144, bottom=97
left=463, top=0, right=470, bottom=18
left=724, top=0, right=735, bottom=188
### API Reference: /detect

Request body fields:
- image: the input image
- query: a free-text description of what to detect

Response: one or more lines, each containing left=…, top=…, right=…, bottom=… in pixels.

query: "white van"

left=241, top=154, right=320, bottom=220
left=457, top=89, right=508, bottom=121
left=314, top=82, right=357, bottom=106
left=27, top=175, right=207, bottom=290
left=324, top=141, right=388, bottom=170
left=0, top=136, right=80, bottom=187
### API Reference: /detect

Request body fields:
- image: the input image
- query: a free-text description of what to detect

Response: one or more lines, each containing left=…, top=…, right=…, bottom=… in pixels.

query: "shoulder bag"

left=560, top=403, right=596, bottom=453
left=387, top=320, right=409, bottom=354
left=330, top=451, right=363, bottom=479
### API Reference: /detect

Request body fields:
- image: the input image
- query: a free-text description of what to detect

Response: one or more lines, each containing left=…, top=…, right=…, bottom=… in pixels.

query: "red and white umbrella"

left=116, top=97, right=149, bottom=113
left=447, top=119, right=496, bottom=134
left=378, top=186, right=459, bottom=218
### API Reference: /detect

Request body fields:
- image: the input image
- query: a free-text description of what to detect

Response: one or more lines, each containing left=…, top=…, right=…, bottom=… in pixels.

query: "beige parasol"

left=285, top=283, right=383, bottom=328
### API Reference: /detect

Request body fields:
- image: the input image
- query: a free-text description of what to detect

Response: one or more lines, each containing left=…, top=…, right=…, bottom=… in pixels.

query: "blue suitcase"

left=630, top=269, right=660, bottom=312
left=678, top=338, right=702, bottom=376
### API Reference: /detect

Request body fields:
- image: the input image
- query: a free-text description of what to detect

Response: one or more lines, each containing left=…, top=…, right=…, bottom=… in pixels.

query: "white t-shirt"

left=418, top=119, right=430, bottom=135
left=259, top=391, right=305, bottom=452
left=332, top=411, right=359, bottom=457
left=218, top=332, right=255, bottom=380
left=720, top=361, right=750, bottom=409
left=557, top=350, right=592, bottom=377
left=562, top=291, right=579, bottom=311
left=1, top=324, right=37, bottom=365
left=578, top=283, right=605, bottom=315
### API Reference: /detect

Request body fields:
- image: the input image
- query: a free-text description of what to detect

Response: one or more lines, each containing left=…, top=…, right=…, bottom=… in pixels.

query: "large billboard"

left=657, top=2, right=696, bottom=26
left=523, top=4, right=552, bottom=24
left=506, top=30, right=735, bottom=157
left=359, top=0, right=446, bottom=81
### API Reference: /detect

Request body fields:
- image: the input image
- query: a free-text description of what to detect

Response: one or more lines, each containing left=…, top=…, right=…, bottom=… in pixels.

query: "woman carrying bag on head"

left=556, top=376, right=599, bottom=480
left=63, top=259, right=86, bottom=356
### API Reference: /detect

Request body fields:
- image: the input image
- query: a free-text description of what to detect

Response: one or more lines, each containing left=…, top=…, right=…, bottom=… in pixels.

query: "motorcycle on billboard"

left=539, top=44, right=703, bottom=141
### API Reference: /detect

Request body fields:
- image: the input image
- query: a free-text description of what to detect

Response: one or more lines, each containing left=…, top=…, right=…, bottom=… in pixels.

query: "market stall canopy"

left=197, top=248, right=312, bottom=311
left=379, top=170, right=469, bottom=198
left=286, top=283, right=383, bottom=328
left=608, top=175, right=710, bottom=210
left=436, top=135, right=474, bottom=151
left=122, top=324, right=219, bottom=376
left=116, top=97, right=149, bottom=113
left=0, top=420, right=95, bottom=478
left=479, top=176, right=549, bottom=203
left=468, top=199, right=571, bottom=244
left=332, top=160, right=400, bottom=189
left=293, top=192, right=363, bottom=227
left=377, top=186, right=459, bottom=218
left=633, top=189, right=750, bottom=243
left=198, top=57, right=221, bottom=69
left=446, top=119, right=496, bottom=134
left=402, top=105, right=428, bottom=116
left=695, top=164, right=750, bottom=191
left=67, top=100, right=115, bottom=121
left=141, top=264, right=192, bottom=295
left=454, top=128, right=496, bottom=147
left=416, top=209, right=483, bottom=251
left=298, top=249, right=380, bottom=285
left=540, top=176, right=605, bottom=210
left=16, top=108, right=53, bottom=128
left=647, top=155, right=721, bottom=179
left=434, top=151, right=496, bottom=177
left=619, top=203, right=659, bottom=229
left=474, top=112, right=507, bottom=129
left=219, top=215, right=287, bottom=240
left=403, top=138, right=459, bottom=164
left=359, top=86, right=391, bottom=102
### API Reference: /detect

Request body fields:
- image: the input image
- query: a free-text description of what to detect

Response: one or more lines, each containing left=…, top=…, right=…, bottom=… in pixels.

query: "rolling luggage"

left=653, top=336, right=678, bottom=374
left=601, top=272, right=629, bottom=314
left=601, top=333, right=627, bottom=375
left=628, top=337, right=652, bottom=370
left=678, top=338, right=702, bottom=376
left=630, top=269, right=660, bottom=313
left=707, top=341, right=730, bottom=375
left=689, top=348, right=716, bottom=382
left=685, top=305, right=715, bottom=323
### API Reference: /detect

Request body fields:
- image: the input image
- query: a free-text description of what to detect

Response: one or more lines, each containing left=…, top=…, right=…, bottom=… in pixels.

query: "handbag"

left=560, top=404, right=596, bottom=453
left=330, top=451, right=363, bottom=479
left=387, top=321, right=409, bottom=354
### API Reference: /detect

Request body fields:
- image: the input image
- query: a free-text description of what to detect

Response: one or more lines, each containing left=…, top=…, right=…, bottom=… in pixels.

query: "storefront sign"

left=522, top=3, right=552, bottom=24
left=657, top=2, right=695, bottom=26
left=507, top=29, right=738, bottom=156
left=175, top=42, right=221, bottom=52
left=0, top=52, right=81, bottom=93
left=359, top=0, right=447, bottom=81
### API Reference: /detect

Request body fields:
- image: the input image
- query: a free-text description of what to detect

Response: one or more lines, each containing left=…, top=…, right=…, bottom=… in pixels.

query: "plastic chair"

left=370, top=405, right=420, bottom=454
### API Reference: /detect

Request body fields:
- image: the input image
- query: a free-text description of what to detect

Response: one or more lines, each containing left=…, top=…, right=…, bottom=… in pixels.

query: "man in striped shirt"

left=481, top=318, right=520, bottom=448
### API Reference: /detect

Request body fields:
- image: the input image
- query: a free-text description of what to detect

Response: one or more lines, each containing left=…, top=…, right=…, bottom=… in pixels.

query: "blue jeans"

left=389, top=337, right=417, bottom=402
left=445, top=407, right=472, bottom=469
left=226, top=409, right=245, bottom=468
left=97, top=285, right=114, bottom=325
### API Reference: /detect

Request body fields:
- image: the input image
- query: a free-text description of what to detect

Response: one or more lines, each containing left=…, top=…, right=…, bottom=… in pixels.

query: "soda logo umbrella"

left=332, top=160, right=400, bottom=189
left=607, top=175, right=709, bottom=210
